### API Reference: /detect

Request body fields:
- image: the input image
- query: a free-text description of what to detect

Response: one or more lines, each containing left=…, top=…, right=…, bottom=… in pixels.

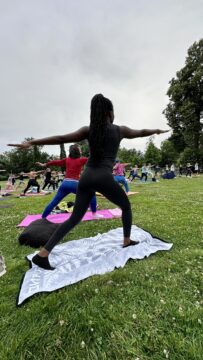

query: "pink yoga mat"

left=17, top=208, right=122, bottom=227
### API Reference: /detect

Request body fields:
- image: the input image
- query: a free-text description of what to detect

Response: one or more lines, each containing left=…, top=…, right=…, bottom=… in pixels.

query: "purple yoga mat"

left=17, top=208, right=122, bottom=227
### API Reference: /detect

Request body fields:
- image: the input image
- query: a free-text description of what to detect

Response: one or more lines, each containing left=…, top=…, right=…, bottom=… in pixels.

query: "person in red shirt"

left=36, top=144, right=101, bottom=218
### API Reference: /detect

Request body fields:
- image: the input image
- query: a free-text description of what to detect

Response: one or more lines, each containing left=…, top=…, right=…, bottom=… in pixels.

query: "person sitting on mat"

left=8, top=93, right=168, bottom=269
left=113, top=160, right=130, bottom=193
left=36, top=144, right=102, bottom=218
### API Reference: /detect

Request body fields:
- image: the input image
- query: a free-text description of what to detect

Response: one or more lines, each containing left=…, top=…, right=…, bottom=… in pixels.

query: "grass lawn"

left=0, top=176, right=202, bottom=360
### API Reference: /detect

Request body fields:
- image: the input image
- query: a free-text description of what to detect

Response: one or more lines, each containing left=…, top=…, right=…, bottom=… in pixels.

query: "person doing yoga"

left=129, top=165, right=141, bottom=181
left=36, top=144, right=101, bottom=218
left=113, top=160, right=130, bottom=193
left=42, top=168, right=56, bottom=191
left=8, top=94, right=168, bottom=270
left=15, top=172, right=26, bottom=190
left=21, top=170, right=43, bottom=195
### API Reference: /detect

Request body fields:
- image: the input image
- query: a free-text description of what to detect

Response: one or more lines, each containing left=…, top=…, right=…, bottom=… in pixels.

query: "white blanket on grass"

left=18, top=225, right=173, bottom=305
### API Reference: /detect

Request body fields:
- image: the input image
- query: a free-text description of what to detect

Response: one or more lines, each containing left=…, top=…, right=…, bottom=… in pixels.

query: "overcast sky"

left=0, top=0, right=203, bottom=156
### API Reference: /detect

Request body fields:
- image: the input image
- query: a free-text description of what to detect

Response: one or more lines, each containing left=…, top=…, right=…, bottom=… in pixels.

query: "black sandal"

left=123, top=240, right=139, bottom=248
left=32, top=254, right=55, bottom=270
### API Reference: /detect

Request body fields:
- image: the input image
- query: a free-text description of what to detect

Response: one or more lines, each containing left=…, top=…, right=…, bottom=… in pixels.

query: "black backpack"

left=18, top=218, right=60, bottom=248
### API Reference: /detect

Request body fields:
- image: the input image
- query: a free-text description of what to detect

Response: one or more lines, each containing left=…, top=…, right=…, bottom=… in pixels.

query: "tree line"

left=0, top=135, right=200, bottom=180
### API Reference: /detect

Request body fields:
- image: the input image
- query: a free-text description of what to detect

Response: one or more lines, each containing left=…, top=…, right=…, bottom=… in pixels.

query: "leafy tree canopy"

left=164, top=39, right=203, bottom=161
left=117, top=147, right=144, bottom=166
left=160, top=140, right=178, bottom=166
left=1, top=138, right=51, bottom=174
left=144, top=137, right=161, bottom=165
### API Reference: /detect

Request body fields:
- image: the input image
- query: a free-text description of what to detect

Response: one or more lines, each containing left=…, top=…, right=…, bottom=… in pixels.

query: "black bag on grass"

left=18, top=218, right=59, bottom=248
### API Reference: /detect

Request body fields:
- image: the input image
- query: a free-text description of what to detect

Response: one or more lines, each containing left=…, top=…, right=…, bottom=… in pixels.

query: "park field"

left=0, top=176, right=202, bottom=360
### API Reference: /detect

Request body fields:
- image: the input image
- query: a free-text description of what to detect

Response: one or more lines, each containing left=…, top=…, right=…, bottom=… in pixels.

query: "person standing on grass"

left=146, top=163, right=154, bottom=178
left=170, top=163, right=175, bottom=177
left=8, top=94, right=168, bottom=270
left=129, top=165, right=141, bottom=181
left=113, top=160, right=130, bottom=193
left=15, top=172, right=26, bottom=190
left=42, top=168, right=55, bottom=191
left=194, top=162, right=199, bottom=175
left=186, top=163, right=192, bottom=177
left=5, top=175, right=14, bottom=191
left=141, top=164, right=148, bottom=182
left=21, top=170, right=44, bottom=195
left=179, top=164, right=183, bottom=176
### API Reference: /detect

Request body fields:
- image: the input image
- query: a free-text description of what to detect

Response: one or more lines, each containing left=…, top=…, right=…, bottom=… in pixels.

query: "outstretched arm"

left=35, top=162, right=47, bottom=168
left=8, top=126, right=89, bottom=149
left=120, top=126, right=169, bottom=139
left=36, top=159, right=67, bottom=168
left=35, top=170, right=45, bottom=175
left=22, top=170, right=44, bottom=176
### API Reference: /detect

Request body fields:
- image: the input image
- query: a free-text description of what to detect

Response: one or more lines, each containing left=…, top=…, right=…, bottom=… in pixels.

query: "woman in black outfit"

left=8, top=94, right=168, bottom=270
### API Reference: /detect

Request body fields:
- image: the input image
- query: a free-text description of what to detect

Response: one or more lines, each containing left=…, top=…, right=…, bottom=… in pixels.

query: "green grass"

left=0, top=177, right=202, bottom=360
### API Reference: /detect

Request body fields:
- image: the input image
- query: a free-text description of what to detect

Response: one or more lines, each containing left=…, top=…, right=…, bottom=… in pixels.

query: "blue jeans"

left=114, top=175, right=129, bottom=193
left=42, top=179, right=97, bottom=218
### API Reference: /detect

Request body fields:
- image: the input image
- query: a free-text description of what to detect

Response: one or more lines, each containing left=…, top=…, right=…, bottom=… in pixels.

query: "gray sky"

left=0, top=0, right=203, bottom=156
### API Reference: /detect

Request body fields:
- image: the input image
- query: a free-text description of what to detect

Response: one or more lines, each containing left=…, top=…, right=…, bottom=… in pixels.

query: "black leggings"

left=24, top=179, right=40, bottom=194
left=43, top=180, right=55, bottom=190
left=45, top=167, right=132, bottom=252
left=141, top=172, right=147, bottom=181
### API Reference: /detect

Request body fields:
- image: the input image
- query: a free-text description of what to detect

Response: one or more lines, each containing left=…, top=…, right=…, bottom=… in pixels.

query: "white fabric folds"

left=17, top=226, right=173, bottom=305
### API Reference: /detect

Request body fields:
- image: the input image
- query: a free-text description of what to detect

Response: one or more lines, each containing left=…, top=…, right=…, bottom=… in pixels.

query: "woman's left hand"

left=7, top=141, right=32, bottom=149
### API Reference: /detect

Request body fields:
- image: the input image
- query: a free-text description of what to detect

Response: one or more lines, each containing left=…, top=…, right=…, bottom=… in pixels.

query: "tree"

left=179, top=148, right=197, bottom=165
left=58, top=143, right=67, bottom=172
left=60, top=144, right=66, bottom=159
left=160, top=140, right=178, bottom=166
left=144, top=137, right=161, bottom=164
left=164, top=39, right=203, bottom=161
left=1, top=138, right=51, bottom=174
left=77, top=140, right=89, bottom=157
left=117, top=147, right=144, bottom=165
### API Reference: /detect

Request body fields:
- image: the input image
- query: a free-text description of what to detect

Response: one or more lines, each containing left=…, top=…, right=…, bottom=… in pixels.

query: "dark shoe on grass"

left=123, top=240, right=139, bottom=248
left=32, top=254, right=55, bottom=270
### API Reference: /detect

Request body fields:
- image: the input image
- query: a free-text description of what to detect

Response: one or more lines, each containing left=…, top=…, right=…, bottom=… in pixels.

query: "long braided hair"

left=89, top=94, right=113, bottom=161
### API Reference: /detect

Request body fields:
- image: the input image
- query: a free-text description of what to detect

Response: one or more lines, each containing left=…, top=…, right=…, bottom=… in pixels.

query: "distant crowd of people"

left=1, top=161, right=201, bottom=196
left=164, top=162, right=200, bottom=177
left=3, top=169, right=65, bottom=194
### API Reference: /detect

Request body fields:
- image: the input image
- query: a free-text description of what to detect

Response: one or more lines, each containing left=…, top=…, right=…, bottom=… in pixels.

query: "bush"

left=0, top=175, right=7, bottom=181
